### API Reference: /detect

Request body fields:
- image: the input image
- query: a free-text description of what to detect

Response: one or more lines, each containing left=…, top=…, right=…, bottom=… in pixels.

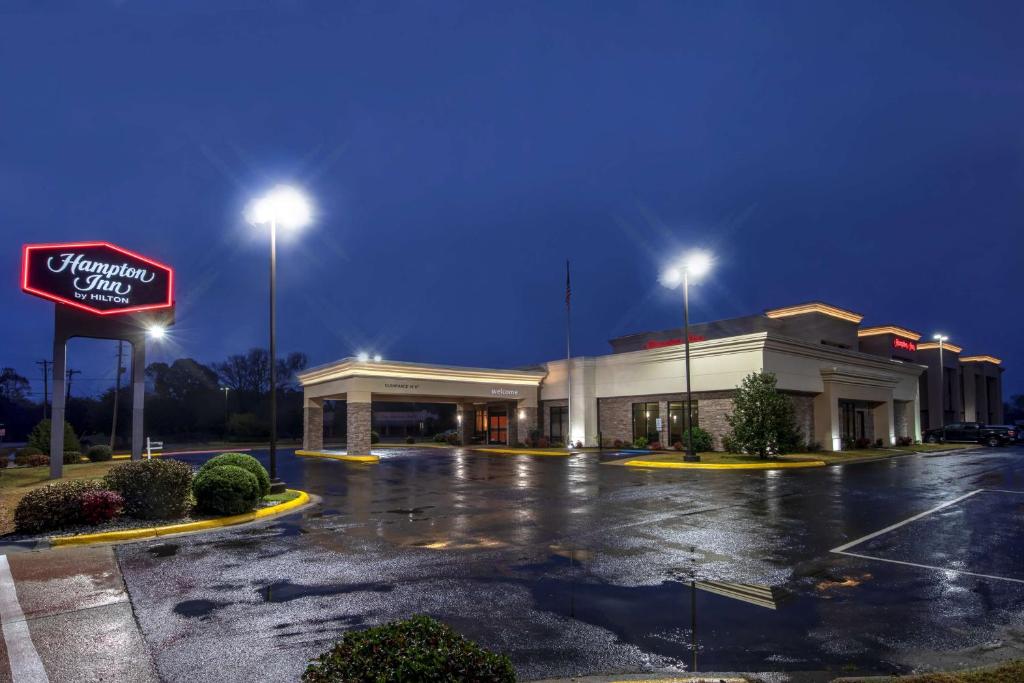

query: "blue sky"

left=2, top=1, right=1022, bottom=400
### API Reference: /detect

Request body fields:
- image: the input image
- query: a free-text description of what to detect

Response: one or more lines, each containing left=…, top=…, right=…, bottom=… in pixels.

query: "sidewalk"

left=0, top=545, right=157, bottom=682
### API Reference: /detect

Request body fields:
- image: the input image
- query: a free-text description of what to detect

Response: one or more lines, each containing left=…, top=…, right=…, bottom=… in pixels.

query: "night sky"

left=2, top=2, right=1022, bottom=401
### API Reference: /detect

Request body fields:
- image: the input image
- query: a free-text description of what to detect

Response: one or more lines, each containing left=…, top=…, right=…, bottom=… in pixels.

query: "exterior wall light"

left=357, top=352, right=369, bottom=362
left=373, top=354, right=382, bottom=362
left=147, top=324, right=166, bottom=340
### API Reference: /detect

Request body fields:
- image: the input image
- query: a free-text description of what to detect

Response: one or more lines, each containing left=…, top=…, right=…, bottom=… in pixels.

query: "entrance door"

left=488, top=409, right=508, bottom=444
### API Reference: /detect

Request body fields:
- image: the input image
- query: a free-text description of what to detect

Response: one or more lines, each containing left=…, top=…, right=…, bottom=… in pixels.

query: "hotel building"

left=299, top=302, right=1003, bottom=454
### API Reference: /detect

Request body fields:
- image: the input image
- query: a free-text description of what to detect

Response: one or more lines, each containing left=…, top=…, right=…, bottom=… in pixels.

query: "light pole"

left=662, top=251, right=713, bottom=462
left=247, top=185, right=312, bottom=490
left=933, top=333, right=948, bottom=442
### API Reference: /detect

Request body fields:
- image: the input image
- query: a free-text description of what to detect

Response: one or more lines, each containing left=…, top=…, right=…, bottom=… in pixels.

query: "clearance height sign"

left=22, top=242, right=174, bottom=315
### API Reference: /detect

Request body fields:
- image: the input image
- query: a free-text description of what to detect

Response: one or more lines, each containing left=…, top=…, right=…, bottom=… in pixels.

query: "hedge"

left=15, top=480, right=106, bottom=533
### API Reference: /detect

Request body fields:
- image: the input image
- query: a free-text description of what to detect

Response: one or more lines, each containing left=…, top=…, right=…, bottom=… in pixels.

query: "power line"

left=35, top=359, right=50, bottom=419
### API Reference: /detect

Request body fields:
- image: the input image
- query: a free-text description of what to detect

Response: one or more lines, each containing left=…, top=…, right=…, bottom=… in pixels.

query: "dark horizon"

left=2, top=1, right=1021, bottom=400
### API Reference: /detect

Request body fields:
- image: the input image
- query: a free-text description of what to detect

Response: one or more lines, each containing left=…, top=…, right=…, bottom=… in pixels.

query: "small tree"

left=726, top=372, right=800, bottom=458
left=27, top=419, right=81, bottom=454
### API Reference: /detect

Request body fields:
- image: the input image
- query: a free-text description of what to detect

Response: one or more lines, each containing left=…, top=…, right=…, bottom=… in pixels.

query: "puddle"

left=258, top=579, right=394, bottom=603
left=386, top=506, right=435, bottom=515
left=147, top=543, right=179, bottom=558
left=173, top=599, right=224, bottom=618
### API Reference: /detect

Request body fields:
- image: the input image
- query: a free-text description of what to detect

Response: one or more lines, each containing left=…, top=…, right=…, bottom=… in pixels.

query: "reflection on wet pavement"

left=117, top=445, right=1024, bottom=682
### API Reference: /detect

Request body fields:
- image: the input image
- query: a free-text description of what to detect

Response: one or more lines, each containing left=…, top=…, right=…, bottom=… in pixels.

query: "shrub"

left=726, top=372, right=801, bottom=458
left=433, top=433, right=447, bottom=443
left=303, top=615, right=515, bottom=683
left=896, top=435, right=913, bottom=447
left=193, top=465, right=260, bottom=515
left=613, top=439, right=624, bottom=449
left=104, top=459, right=193, bottom=520
left=806, top=441, right=822, bottom=452
left=405, top=436, right=415, bottom=444
left=27, top=419, right=80, bottom=454
left=198, top=452, right=270, bottom=497
left=537, top=436, right=551, bottom=448
left=86, top=445, right=113, bottom=462
left=854, top=437, right=872, bottom=449
left=874, top=438, right=885, bottom=448
left=26, top=454, right=49, bottom=467
left=80, top=490, right=124, bottom=525
left=673, top=441, right=684, bottom=451
left=445, top=433, right=462, bottom=446
left=632, top=436, right=649, bottom=449
left=14, top=480, right=106, bottom=533
left=370, top=431, right=380, bottom=444
left=678, top=427, right=714, bottom=453
left=15, top=447, right=44, bottom=466
left=721, top=434, right=741, bottom=454
left=63, top=451, right=82, bottom=465
left=649, top=441, right=663, bottom=451
left=575, top=440, right=583, bottom=448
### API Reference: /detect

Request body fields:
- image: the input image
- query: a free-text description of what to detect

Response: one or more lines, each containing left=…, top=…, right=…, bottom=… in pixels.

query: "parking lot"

left=116, top=445, right=1024, bottom=681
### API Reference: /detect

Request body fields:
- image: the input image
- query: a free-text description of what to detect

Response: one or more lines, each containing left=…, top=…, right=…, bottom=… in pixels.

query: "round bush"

left=25, top=454, right=49, bottom=468
left=103, top=459, right=193, bottom=520
left=63, top=451, right=82, bottom=465
left=15, top=480, right=106, bottom=533
left=303, top=615, right=515, bottom=683
left=405, top=436, right=415, bottom=444
left=198, top=453, right=270, bottom=497
left=680, top=427, right=714, bottom=453
left=80, top=490, right=124, bottom=525
left=193, top=465, right=260, bottom=515
left=86, top=445, right=113, bottom=462
left=370, top=431, right=381, bottom=444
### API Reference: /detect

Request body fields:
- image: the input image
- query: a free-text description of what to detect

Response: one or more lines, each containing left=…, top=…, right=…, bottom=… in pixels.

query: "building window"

left=668, top=401, right=699, bottom=445
left=549, top=406, right=568, bottom=443
left=488, top=409, right=508, bottom=444
left=474, top=409, right=487, bottom=442
left=632, top=402, right=660, bottom=443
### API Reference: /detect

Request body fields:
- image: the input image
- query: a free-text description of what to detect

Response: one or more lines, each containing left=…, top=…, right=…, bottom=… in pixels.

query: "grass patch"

left=834, top=659, right=1024, bottom=682
left=611, top=451, right=822, bottom=465
left=263, top=489, right=301, bottom=504
left=0, top=461, right=122, bottom=536
left=902, top=443, right=979, bottom=453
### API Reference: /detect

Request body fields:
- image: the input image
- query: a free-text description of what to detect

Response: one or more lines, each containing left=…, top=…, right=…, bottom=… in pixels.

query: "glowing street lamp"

left=146, top=323, right=166, bottom=340
left=247, top=185, right=312, bottom=488
left=933, top=333, right=949, bottom=441
left=661, top=250, right=713, bottom=462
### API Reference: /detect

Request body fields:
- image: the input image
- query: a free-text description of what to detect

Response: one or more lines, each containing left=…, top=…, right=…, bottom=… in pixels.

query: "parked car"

left=990, top=425, right=1024, bottom=444
left=922, top=422, right=1016, bottom=447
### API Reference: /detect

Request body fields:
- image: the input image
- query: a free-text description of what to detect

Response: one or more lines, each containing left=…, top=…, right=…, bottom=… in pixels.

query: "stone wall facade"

left=596, top=391, right=735, bottom=448
left=346, top=401, right=372, bottom=455
left=789, top=394, right=815, bottom=448
left=894, top=401, right=911, bottom=439
left=303, top=399, right=324, bottom=450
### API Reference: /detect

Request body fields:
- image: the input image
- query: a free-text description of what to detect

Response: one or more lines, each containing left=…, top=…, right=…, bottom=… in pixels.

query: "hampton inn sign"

left=21, top=241, right=174, bottom=315
left=22, top=241, right=176, bottom=477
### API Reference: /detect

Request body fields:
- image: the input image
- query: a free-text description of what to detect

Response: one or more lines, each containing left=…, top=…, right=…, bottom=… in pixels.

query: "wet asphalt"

left=116, top=446, right=1024, bottom=681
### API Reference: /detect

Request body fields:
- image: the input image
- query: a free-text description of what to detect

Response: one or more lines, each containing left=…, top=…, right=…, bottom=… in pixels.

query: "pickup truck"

left=922, top=422, right=1017, bottom=447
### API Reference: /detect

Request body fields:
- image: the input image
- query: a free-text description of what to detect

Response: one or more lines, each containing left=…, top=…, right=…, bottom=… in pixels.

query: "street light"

left=933, top=333, right=949, bottom=441
left=146, top=323, right=166, bottom=340
left=247, top=185, right=312, bottom=490
left=662, top=250, right=713, bottom=462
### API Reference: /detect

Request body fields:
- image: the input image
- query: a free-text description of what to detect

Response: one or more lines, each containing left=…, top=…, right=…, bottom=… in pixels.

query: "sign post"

left=21, top=241, right=175, bottom=479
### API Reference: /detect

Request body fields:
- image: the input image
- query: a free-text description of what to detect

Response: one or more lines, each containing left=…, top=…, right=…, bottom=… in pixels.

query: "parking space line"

left=830, top=489, right=983, bottom=553
left=0, top=555, right=49, bottom=682
left=834, top=550, right=1024, bottom=585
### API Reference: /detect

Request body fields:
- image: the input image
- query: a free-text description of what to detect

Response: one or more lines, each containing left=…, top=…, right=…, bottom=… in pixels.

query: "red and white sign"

left=645, top=336, right=707, bottom=350
left=22, top=242, right=174, bottom=315
left=892, top=337, right=917, bottom=352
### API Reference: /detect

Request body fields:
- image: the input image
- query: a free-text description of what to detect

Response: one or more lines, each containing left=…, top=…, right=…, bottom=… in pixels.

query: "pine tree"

left=726, top=372, right=800, bottom=458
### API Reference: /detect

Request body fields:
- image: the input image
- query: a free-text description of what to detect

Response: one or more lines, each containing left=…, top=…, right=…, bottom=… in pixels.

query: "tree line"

left=0, top=349, right=308, bottom=445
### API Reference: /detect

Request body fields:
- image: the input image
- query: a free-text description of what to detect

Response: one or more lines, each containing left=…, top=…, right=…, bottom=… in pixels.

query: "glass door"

left=488, top=410, right=508, bottom=444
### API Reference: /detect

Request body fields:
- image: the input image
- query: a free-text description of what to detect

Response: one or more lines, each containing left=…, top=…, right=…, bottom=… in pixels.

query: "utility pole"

left=36, top=360, right=51, bottom=419
left=65, top=368, right=81, bottom=403
left=110, top=342, right=124, bottom=449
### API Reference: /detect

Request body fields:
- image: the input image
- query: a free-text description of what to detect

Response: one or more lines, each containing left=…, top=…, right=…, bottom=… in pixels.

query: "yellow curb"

left=51, top=490, right=311, bottom=547
left=294, top=450, right=380, bottom=463
left=471, top=447, right=579, bottom=457
left=622, top=459, right=826, bottom=470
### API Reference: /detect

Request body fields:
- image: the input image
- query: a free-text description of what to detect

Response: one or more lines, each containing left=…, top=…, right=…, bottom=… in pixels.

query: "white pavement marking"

left=0, top=555, right=48, bottom=682
left=830, top=489, right=984, bottom=553
left=833, top=550, right=1024, bottom=585
left=831, top=488, right=1024, bottom=585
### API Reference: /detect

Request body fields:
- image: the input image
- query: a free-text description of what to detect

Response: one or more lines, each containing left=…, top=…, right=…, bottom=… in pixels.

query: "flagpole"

left=566, top=259, right=572, bottom=448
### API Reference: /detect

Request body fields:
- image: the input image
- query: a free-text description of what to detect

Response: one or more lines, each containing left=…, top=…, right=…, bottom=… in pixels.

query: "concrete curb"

left=470, top=447, right=581, bottom=457
left=621, top=459, right=826, bottom=470
left=50, top=490, right=312, bottom=547
left=295, top=450, right=380, bottom=463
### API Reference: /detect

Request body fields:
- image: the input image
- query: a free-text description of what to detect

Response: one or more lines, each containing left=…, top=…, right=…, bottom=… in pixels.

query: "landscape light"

left=246, top=185, right=313, bottom=229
